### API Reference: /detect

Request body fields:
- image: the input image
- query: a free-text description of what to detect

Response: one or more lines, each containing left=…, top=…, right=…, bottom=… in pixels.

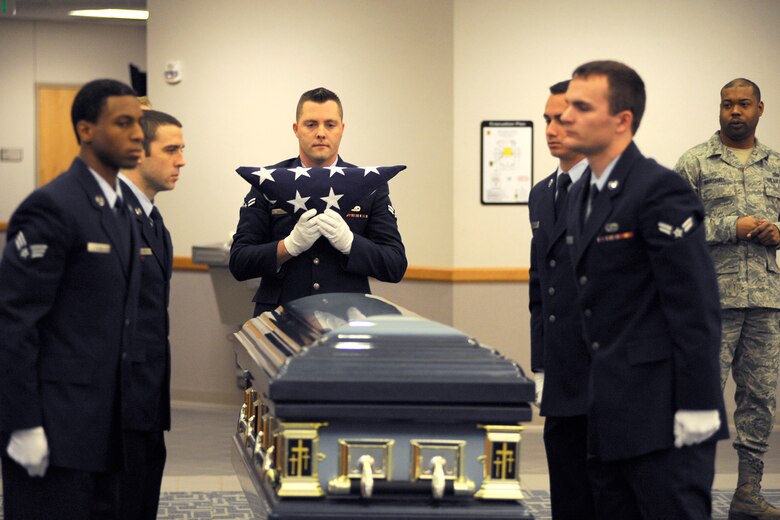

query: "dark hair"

left=140, top=109, right=182, bottom=154
left=71, top=79, right=137, bottom=144
left=721, top=78, right=761, bottom=103
left=572, top=60, right=646, bottom=134
left=549, top=80, right=570, bottom=95
left=296, top=87, right=343, bottom=121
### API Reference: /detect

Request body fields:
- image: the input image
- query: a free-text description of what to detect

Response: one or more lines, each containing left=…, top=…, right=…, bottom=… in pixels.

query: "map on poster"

left=481, top=121, right=533, bottom=204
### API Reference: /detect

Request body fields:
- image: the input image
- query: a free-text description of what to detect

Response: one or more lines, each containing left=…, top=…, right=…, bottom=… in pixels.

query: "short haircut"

left=137, top=96, right=153, bottom=109
left=721, top=78, right=761, bottom=103
left=549, top=80, right=571, bottom=95
left=140, top=110, right=182, bottom=155
left=296, top=87, right=343, bottom=121
left=71, top=79, right=137, bottom=144
left=572, top=60, right=646, bottom=134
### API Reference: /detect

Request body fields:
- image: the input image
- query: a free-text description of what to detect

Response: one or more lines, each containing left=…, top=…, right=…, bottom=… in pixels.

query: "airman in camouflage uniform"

left=676, top=78, right=780, bottom=520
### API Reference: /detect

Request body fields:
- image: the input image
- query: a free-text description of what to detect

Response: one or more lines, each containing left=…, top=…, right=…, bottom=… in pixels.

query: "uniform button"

left=579, top=276, right=588, bottom=286
left=313, top=282, right=320, bottom=290
left=313, top=257, right=320, bottom=265
left=548, top=315, right=556, bottom=323
left=584, top=309, right=592, bottom=318
left=592, top=342, right=600, bottom=351
left=549, top=259, right=557, bottom=268
left=125, top=318, right=131, bottom=326
left=122, top=352, right=128, bottom=360
left=548, top=287, right=556, bottom=296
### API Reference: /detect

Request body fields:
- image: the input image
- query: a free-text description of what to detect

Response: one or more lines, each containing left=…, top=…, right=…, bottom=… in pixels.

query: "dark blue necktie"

left=113, top=198, right=131, bottom=270
left=554, top=172, right=572, bottom=222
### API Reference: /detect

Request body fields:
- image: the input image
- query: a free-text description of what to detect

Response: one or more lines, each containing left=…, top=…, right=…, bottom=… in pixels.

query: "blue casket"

left=231, top=293, right=535, bottom=519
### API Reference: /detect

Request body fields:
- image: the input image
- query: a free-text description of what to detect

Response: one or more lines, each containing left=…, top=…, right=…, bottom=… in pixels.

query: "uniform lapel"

left=540, top=173, right=564, bottom=256
left=73, top=159, right=131, bottom=279
left=572, top=143, right=641, bottom=266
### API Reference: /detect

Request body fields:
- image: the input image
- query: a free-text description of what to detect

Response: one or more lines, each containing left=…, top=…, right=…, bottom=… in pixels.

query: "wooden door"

left=37, top=85, right=80, bottom=186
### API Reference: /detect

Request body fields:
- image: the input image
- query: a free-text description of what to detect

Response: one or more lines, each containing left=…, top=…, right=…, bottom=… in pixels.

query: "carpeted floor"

left=0, top=489, right=765, bottom=518
left=150, top=489, right=776, bottom=519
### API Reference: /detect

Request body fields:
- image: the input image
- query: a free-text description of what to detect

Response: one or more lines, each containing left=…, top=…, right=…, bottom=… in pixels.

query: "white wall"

left=0, top=19, right=146, bottom=221
left=452, top=0, right=780, bottom=267
left=146, top=0, right=455, bottom=266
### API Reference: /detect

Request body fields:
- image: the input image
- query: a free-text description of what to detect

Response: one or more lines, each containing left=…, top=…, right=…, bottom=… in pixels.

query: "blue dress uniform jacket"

left=529, top=170, right=590, bottom=417
left=230, top=157, right=407, bottom=315
left=0, top=157, right=141, bottom=472
left=565, top=142, right=728, bottom=461
left=120, top=182, right=172, bottom=432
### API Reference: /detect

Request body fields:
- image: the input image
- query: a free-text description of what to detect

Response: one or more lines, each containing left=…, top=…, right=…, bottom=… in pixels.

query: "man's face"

left=544, top=93, right=580, bottom=163
left=720, top=86, right=763, bottom=146
left=81, top=95, right=144, bottom=170
left=293, top=100, right=344, bottom=167
left=140, top=124, right=186, bottom=194
left=561, top=75, right=624, bottom=157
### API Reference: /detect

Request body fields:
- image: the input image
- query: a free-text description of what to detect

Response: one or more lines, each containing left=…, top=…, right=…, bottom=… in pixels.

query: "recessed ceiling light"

left=69, top=9, right=149, bottom=20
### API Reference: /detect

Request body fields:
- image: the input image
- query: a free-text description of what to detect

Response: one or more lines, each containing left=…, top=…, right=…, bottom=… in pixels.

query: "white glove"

left=318, top=208, right=354, bottom=255
left=283, top=208, right=320, bottom=257
left=7, top=426, right=50, bottom=477
left=534, top=372, right=544, bottom=407
left=673, top=409, right=720, bottom=448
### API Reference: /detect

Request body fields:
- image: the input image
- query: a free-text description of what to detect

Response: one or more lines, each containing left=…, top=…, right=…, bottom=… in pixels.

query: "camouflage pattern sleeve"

left=674, top=146, right=739, bottom=245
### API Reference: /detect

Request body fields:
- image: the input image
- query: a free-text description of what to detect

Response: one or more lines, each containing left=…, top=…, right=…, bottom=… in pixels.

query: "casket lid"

left=234, top=293, right=534, bottom=421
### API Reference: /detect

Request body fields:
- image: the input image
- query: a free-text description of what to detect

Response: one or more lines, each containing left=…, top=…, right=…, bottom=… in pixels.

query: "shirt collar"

left=118, top=172, right=155, bottom=217
left=557, top=157, right=589, bottom=185
left=88, top=166, right=122, bottom=208
left=298, top=155, right=340, bottom=168
left=591, top=154, right=621, bottom=192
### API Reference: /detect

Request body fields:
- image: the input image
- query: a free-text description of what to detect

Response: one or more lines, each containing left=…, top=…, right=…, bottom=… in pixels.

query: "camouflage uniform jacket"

left=675, top=131, right=780, bottom=309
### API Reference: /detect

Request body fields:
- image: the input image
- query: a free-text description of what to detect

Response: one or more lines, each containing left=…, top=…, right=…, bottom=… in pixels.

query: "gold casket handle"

left=430, top=456, right=446, bottom=500
left=358, top=454, right=375, bottom=498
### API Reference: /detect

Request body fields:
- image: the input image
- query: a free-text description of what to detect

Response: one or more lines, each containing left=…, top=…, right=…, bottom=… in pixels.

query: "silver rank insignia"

left=657, top=216, right=694, bottom=239
left=14, top=231, right=48, bottom=260
left=388, top=204, right=395, bottom=216
left=605, top=222, right=619, bottom=232
left=608, top=180, right=619, bottom=190
left=95, top=195, right=106, bottom=207
left=245, top=197, right=256, bottom=208
left=547, top=178, right=554, bottom=188
left=134, top=207, right=143, bottom=216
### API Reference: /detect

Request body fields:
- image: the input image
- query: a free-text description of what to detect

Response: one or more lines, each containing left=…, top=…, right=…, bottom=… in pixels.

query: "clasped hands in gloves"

left=7, top=426, right=49, bottom=477
left=283, top=208, right=353, bottom=257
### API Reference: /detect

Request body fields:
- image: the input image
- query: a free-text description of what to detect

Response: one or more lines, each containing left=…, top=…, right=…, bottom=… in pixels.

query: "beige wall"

left=0, top=20, right=146, bottom=221
left=452, top=0, right=780, bottom=266
left=146, top=0, right=454, bottom=266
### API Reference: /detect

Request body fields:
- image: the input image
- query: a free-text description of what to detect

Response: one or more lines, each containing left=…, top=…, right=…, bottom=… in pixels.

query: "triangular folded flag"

left=236, top=164, right=406, bottom=217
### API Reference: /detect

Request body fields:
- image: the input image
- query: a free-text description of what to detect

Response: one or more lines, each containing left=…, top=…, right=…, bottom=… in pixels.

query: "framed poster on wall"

left=480, top=121, right=533, bottom=204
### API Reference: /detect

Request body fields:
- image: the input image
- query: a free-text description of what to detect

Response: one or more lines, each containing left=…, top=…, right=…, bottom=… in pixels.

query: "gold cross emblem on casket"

left=492, top=442, right=516, bottom=480
left=289, top=439, right=312, bottom=476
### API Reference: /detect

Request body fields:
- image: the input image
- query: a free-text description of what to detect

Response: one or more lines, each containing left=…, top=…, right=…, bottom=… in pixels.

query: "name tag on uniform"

left=272, top=208, right=287, bottom=215
left=87, top=242, right=111, bottom=254
left=140, top=247, right=153, bottom=256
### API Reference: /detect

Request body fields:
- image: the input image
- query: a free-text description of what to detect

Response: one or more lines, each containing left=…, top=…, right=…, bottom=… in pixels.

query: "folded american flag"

left=236, top=164, right=405, bottom=217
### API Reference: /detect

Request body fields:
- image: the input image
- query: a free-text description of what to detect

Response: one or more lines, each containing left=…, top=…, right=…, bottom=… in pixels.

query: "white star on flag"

left=327, top=166, right=346, bottom=177
left=251, top=167, right=276, bottom=185
left=292, top=166, right=311, bottom=180
left=363, top=166, right=380, bottom=176
left=320, top=187, right=344, bottom=210
left=287, top=190, right=310, bottom=212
